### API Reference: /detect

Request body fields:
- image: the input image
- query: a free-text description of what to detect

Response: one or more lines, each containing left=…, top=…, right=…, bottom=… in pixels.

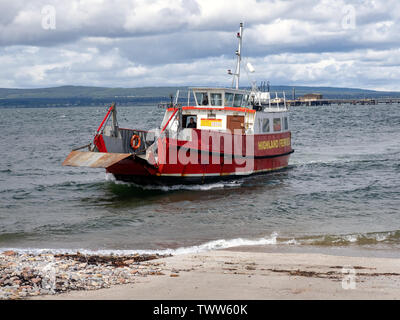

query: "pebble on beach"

left=0, top=250, right=169, bottom=300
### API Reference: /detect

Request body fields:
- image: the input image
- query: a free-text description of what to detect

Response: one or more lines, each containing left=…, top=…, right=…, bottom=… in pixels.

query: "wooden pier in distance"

left=286, top=97, right=400, bottom=106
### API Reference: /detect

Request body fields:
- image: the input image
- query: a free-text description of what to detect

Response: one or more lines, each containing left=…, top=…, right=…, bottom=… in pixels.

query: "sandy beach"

left=28, top=249, right=400, bottom=300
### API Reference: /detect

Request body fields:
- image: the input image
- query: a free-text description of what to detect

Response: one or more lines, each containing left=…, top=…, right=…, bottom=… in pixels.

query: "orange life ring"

left=130, top=134, right=141, bottom=150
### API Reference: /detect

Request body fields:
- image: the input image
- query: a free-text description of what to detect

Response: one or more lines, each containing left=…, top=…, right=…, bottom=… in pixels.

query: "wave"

left=1, top=230, right=399, bottom=257
left=294, top=230, right=400, bottom=246
left=0, top=232, right=282, bottom=256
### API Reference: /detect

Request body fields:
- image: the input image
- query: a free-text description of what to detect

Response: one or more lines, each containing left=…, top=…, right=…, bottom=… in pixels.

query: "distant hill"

left=0, top=86, right=183, bottom=99
left=0, top=85, right=399, bottom=108
left=0, top=86, right=184, bottom=108
left=267, top=85, right=400, bottom=99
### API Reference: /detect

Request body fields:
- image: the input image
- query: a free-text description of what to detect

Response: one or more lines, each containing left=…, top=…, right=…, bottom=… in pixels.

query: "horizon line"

left=0, top=84, right=399, bottom=93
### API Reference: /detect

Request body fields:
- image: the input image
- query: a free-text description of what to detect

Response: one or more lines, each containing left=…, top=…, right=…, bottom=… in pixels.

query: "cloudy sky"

left=0, top=0, right=399, bottom=90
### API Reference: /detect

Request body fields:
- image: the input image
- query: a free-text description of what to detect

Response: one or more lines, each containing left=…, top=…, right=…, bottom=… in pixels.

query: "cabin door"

left=227, top=115, right=245, bottom=133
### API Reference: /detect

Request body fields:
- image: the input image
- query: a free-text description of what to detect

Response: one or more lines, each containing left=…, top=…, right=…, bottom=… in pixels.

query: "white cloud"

left=0, top=0, right=399, bottom=90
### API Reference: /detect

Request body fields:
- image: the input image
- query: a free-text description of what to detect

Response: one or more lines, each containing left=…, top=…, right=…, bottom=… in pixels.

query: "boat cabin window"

left=225, top=93, right=234, bottom=107
left=243, top=94, right=250, bottom=107
left=195, top=92, right=209, bottom=106
left=210, top=93, right=222, bottom=106
left=182, top=115, right=197, bottom=128
left=283, top=117, right=288, bottom=130
left=273, top=118, right=281, bottom=132
left=193, top=90, right=248, bottom=108
left=262, top=118, right=270, bottom=133
left=233, top=94, right=243, bottom=107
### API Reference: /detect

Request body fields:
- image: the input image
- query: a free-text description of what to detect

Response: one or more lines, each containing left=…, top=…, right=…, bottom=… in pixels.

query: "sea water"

left=0, top=103, right=399, bottom=257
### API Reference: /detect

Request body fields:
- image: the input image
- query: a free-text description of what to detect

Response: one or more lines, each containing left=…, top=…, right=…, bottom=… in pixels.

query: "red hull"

left=102, top=129, right=293, bottom=184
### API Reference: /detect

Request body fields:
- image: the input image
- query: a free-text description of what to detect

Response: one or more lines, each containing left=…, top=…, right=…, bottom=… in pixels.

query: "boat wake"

left=104, top=173, right=243, bottom=191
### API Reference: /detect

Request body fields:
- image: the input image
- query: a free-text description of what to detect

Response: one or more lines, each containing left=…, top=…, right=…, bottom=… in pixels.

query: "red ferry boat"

left=63, top=23, right=294, bottom=185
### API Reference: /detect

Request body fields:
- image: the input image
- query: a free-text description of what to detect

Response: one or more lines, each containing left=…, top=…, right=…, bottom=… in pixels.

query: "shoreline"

left=226, top=243, right=400, bottom=259
left=35, top=250, right=400, bottom=300
left=1, top=248, right=399, bottom=300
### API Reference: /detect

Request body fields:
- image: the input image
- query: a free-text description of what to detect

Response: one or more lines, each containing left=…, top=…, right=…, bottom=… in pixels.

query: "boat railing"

left=263, top=105, right=288, bottom=112
left=251, top=89, right=289, bottom=112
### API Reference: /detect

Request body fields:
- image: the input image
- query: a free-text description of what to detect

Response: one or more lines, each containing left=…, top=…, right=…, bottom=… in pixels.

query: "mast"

left=229, top=22, right=243, bottom=90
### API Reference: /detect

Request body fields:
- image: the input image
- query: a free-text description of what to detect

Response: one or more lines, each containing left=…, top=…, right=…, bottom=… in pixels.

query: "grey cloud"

left=182, top=0, right=201, bottom=15
left=0, top=0, right=399, bottom=90
left=0, top=0, right=25, bottom=25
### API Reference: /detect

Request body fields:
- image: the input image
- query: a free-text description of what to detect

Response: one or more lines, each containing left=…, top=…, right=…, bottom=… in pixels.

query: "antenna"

left=175, top=89, right=180, bottom=105
left=229, top=22, right=244, bottom=90
left=283, top=91, right=286, bottom=110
